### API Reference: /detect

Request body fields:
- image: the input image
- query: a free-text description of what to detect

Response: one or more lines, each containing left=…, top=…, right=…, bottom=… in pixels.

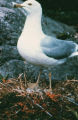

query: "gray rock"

left=0, top=45, right=22, bottom=66
left=0, top=0, right=78, bottom=81
left=0, top=60, right=26, bottom=78
left=42, top=16, right=75, bottom=37
left=0, top=2, right=25, bottom=45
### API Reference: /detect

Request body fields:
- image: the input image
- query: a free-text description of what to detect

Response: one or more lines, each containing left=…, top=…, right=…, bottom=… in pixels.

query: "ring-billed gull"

left=13, top=0, right=78, bottom=91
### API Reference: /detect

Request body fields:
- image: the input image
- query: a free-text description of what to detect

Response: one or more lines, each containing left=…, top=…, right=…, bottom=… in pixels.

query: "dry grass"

left=0, top=73, right=78, bottom=120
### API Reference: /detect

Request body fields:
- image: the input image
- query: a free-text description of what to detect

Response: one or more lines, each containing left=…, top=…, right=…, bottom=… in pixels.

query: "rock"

left=42, top=16, right=75, bottom=37
left=0, top=1, right=25, bottom=45
left=0, top=0, right=78, bottom=81
left=0, top=60, right=26, bottom=78
left=0, top=45, right=22, bottom=66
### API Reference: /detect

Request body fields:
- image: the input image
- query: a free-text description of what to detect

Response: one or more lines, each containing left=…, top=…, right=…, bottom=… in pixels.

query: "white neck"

left=21, top=13, right=44, bottom=38
left=17, top=12, right=45, bottom=59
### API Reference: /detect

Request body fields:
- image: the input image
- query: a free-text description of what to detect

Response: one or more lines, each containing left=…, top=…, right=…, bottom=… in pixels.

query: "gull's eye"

left=28, top=3, right=32, bottom=6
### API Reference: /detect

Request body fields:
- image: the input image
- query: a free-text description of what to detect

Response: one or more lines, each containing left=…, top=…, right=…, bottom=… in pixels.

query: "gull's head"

left=13, top=0, right=42, bottom=16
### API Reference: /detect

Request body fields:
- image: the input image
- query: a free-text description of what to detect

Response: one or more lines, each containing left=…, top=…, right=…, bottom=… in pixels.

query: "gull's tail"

left=69, top=44, right=78, bottom=57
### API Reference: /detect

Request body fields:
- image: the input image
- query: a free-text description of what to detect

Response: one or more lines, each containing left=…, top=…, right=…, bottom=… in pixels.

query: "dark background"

left=38, top=0, right=78, bottom=10
left=22, top=0, right=78, bottom=10
left=23, top=0, right=78, bottom=25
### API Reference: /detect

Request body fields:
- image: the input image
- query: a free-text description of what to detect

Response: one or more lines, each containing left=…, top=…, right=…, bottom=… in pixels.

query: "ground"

left=0, top=74, right=78, bottom=120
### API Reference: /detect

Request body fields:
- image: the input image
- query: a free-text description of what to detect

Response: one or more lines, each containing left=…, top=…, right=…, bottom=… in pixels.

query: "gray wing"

left=40, top=36, right=76, bottom=59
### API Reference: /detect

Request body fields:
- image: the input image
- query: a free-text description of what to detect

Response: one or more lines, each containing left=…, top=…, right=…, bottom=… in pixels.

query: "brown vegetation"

left=0, top=73, right=78, bottom=120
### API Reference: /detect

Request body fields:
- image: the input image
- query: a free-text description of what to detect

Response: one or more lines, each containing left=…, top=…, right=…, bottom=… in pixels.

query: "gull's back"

left=41, top=36, right=78, bottom=59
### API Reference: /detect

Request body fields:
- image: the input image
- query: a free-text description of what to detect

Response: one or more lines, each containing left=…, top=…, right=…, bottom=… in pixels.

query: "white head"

left=13, top=0, right=42, bottom=17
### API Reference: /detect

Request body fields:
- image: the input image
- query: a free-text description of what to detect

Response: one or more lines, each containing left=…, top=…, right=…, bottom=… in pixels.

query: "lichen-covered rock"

left=42, top=16, right=75, bottom=37
left=0, top=0, right=78, bottom=81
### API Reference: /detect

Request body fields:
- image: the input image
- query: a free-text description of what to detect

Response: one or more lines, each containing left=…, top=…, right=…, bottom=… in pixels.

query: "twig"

left=18, top=73, right=23, bottom=80
left=13, top=88, right=25, bottom=93
left=24, top=72, right=28, bottom=88
left=36, top=103, right=53, bottom=117
left=10, top=109, right=21, bottom=117
left=33, top=100, right=53, bottom=118
left=64, top=96, right=78, bottom=106
left=4, top=83, right=14, bottom=89
left=67, top=80, right=78, bottom=82
left=0, top=82, right=13, bottom=92
left=15, top=109, right=21, bottom=114
left=10, top=104, right=18, bottom=109
left=26, top=94, right=53, bottom=118
left=0, top=82, right=6, bottom=87
left=18, top=73, right=23, bottom=90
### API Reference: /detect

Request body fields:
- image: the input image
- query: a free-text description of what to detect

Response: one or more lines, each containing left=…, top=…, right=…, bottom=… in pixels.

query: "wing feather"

left=41, top=36, right=76, bottom=59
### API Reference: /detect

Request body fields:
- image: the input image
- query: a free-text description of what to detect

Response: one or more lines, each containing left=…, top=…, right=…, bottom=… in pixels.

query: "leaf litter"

left=0, top=73, right=78, bottom=120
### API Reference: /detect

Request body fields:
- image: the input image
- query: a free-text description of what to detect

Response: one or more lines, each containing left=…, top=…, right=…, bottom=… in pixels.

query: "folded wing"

left=41, top=36, right=76, bottom=59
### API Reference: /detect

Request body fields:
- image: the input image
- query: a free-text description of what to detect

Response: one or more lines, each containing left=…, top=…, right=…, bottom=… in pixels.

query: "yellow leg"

left=48, top=72, right=52, bottom=91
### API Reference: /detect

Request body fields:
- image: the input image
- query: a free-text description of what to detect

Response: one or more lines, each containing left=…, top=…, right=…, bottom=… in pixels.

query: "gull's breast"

left=17, top=37, right=43, bottom=65
left=17, top=35, right=64, bottom=67
left=17, top=38, right=61, bottom=67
